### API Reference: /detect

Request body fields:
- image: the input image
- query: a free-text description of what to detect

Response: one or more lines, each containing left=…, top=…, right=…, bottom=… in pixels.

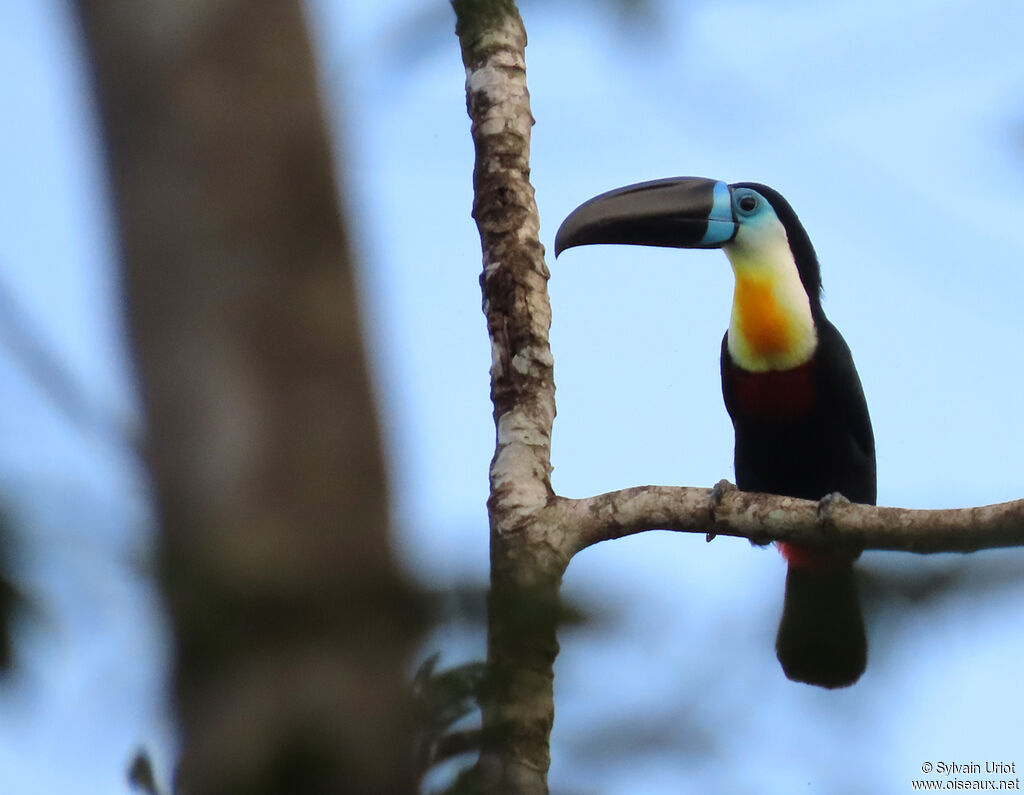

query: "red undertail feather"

left=777, top=541, right=844, bottom=571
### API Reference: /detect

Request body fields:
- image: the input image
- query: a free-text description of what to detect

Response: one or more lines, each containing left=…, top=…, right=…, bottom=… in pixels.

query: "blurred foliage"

left=127, top=748, right=163, bottom=795
left=860, top=549, right=1024, bottom=623
left=0, top=573, right=17, bottom=675
left=862, top=550, right=1024, bottom=605
left=0, top=512, right=23, bottom=677
left=0, top=268, right=125, bottom=679
left=414, top=579, right=595, bottom=793
left=0, top=272, right=133, bottom=452
left=414, top=654, right=485, bottom=790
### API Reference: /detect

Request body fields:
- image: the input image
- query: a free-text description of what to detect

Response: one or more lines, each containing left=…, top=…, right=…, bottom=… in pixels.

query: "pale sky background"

left=0, top=1, right=1023, bottom=793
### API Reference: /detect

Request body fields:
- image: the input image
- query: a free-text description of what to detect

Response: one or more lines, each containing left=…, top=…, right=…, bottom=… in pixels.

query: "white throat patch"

left=723, top=214, right=817, bottom=372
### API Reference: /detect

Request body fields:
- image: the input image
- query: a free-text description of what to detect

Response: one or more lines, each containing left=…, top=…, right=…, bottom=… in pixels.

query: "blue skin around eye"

left=700, top=180, right=736, bottom=246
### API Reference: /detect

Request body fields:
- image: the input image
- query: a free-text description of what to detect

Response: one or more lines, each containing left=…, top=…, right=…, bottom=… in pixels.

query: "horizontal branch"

left=553, top=482, right=1024, bottom=557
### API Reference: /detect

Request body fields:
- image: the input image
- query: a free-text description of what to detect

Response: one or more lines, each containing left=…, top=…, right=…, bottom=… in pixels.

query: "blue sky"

left=0, top=3, right=166, bottom=794
left=1, top=0, right=1023, bottom=792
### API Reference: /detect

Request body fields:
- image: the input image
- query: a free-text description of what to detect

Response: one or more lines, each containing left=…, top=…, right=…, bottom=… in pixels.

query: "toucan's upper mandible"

left=554, top=176, right=737, bottom=256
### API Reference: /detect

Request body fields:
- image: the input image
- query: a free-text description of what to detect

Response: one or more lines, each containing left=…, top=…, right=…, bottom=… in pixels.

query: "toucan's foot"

left=707, top=479, right=737, bottom=541
left=815, top=492, right=860, bottom=560
left=711, top=478, right=737, bottom=505
left=817, top=491, right=851, bottom=523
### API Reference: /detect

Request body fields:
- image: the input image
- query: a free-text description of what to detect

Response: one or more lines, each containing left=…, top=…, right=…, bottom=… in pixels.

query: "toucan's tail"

left=775, top=548, right=866, bottom=689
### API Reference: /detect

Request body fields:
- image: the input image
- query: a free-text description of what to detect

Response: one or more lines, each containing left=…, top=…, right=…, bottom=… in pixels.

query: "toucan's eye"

left=738, top=195, right=758, bottom=213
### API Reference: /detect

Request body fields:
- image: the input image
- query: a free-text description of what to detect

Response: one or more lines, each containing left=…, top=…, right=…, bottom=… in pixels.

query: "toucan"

left=554, top=177, right=875, bottom=688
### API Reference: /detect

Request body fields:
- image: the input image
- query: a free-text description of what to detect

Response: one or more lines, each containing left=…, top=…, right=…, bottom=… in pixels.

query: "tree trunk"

left=453, top=2, right=564, bottom=792
left=74, top=2, right=420, bottom=792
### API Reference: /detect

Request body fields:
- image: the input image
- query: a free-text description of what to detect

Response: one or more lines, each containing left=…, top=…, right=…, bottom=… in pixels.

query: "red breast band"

left=730, top=360, right=816, bottom=419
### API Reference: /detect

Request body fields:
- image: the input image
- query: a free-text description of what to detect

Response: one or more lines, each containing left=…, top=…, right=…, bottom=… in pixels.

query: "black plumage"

left=722, top=185, right=875, bottom=688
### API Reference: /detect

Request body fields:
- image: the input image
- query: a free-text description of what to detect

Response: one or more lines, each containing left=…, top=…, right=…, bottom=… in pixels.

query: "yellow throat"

left=725, top=232, right=817, bottom=372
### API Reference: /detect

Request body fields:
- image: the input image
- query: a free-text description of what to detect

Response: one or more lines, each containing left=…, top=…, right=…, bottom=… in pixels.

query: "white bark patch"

left=533, top=346, right=554, bottom=368
left=491, top=442, right=549, bottom=516
left=465, top=31, right=532, bottom=144
left=467, top=62, right=520, bottom=100
left=511, top=351, right=531, bottom=375
left=493, top=410, right=549, bottom=499
left=479, top=117, right=507, bottom=137
left=516, top=220, right=541, bottom=243
left=490, top=339, right=504, bottom=379
left=465, top=28, right=525, bottom=87
left=496, top=408, right=549, bottom=448
left=510, top=345, right=554, bottom=375
left=491, top=408, right=551, bottom=516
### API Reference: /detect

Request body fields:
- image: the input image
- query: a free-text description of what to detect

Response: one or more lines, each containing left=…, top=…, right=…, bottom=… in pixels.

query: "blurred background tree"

left=73, top=1, right=422, bottom=792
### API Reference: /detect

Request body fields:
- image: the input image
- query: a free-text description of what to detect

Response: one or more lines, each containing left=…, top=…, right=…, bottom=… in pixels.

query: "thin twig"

left=0, top=269, right=137, bottom=454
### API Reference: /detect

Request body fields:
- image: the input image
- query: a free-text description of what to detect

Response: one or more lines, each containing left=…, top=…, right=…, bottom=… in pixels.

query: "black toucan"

left=554, top=177, right=875, bottom=688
